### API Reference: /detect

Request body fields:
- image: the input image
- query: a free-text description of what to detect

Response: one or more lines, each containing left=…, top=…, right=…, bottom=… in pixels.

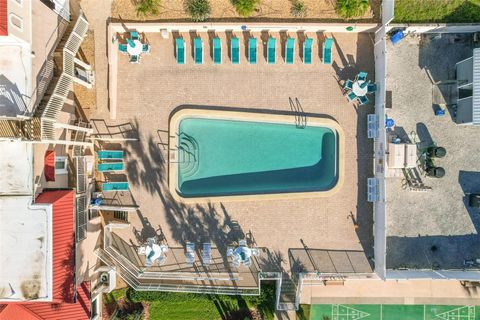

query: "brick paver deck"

left=96, top=31, right=375, bottom=273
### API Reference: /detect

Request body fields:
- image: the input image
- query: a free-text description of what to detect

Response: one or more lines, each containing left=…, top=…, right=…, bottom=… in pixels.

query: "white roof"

left=0, top=43, right=32, bottom=118
left=0, top=196, right=52, bottom=301
left=0, top=141, right=33, bottom=195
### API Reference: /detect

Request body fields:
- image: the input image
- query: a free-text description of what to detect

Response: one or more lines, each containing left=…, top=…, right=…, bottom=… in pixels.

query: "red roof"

left=0, top=0, right=7, bottom=36
left=44, top=150, right=55, bottom=182
left=0, top=191, right=91, bottom=320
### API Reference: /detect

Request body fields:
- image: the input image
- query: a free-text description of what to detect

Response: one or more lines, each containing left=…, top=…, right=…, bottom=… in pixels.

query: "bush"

left=186, top=0, right=211, bottom=21
left=136, top=0, right=161, bottom=16
left=232, top=0, right=260, bottom=17
left=290, top=0, right=307, bottom=17
left=335, top=0, right=370, bottom=19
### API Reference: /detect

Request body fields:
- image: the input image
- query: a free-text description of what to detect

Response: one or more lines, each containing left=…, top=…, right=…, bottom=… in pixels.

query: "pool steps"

left=177, top=133, right=200, bottom=177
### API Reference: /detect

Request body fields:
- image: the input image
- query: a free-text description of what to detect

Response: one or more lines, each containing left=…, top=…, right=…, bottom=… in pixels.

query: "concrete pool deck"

left=92, top=30, right=375, bottom=274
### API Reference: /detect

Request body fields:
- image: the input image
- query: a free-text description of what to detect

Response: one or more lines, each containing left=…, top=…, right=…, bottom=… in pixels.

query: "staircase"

left=37, top=12, right=89, bottom=141
left=277, top=275, right=298, bottom=311
left=178, top=134, right=199, bottom=177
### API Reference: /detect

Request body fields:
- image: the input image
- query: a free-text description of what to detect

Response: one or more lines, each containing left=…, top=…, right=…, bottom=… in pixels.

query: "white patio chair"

left=157, top=255, right=167, bottom=266
left=147, top=237, right=156, bottom=246
left=137, top=246, right=147, bottom=255
left=243, top=256, right=252, bottom=267
left=226, top=247, right=234, bottom=257
left=232, top=254, right=241, bottom=268
left=202, top=242, right=212, bottom=266
left=251, top=248, right=259, bottom=256
left=238, top=239, right=247, bottom=247
left=185, top=242, right=196, bottom=266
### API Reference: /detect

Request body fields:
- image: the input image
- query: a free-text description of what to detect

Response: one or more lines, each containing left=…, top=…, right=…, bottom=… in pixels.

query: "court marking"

left=435, top=306, right=475, bottom=320
left=332, top=304, right=370, bottom=320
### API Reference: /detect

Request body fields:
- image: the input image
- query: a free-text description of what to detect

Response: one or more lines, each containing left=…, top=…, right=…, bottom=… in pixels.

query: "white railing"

left=41, top=12, right=89, bottom=140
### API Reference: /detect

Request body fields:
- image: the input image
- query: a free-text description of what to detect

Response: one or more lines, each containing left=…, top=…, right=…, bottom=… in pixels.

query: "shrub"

left=335, top=0, right=370, bottom=19
left=232, top=0, right=260, bottom=17
left=186, top=0, right=211, bottom=22
left=136, top=0, right=161, bottom=17
left=290, top=0, right=307, bottom=17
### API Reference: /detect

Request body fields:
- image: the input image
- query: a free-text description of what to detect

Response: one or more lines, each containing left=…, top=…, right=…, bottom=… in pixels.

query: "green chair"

left=98, top=162, right=124, bottom=172
left=248, top=38, right=257, bottom=64
left=98, top=150, right=124, bottom=160
left=303, top=38, right=313, bottom=64
left=285, top=38, right=295, bottom=64
left=118, top=44, right=128, bottom=54
left=130, top=31, right=140, bottom=40
left=267, top=37, right=276, bottom=64
left=102, top=182, right=129, bottom=191
left=194, top=37, right=203, bottom=64
left=323, top=37, right=334, bottom=65
left=213, top=37, right=221, bottom=64
left=176, top=38, right=185, bottom=64
left=231, top=37, right=240, bottom=64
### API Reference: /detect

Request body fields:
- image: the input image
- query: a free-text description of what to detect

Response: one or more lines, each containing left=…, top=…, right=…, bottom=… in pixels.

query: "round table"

left=352, top=80, right=368, bottom=97
left=127, top=39, right=143, bottom=56
left=145, top=244, right=165, bottom=262
left=234, top=246, right=252, bottom=261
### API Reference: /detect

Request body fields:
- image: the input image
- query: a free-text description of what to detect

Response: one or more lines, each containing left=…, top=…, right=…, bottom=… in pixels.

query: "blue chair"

left=142, top=44, right=150, bottom=54
left=98, top=150, right=124, bottom=160
left=248, top=38, right=257, bottom=64
left=130, top=31, right=140, bottom=40
left=213, top=37, right=222, bottom=64
left=303, top=38, right=313, bottom=64
left=102, top=182, right=129, bottom=191
left=194, top=37, right=203, bottom=64
left=98, top=162, right=124, bottom=172
left=285, top=38, right=295, bottom=64
left=231, top=37, right=240, bottom=64
left=130, top=55, right=140, bottom=63
left=347, top=91, right=357, bottom=102
left=367, top=83, right=377, bottom=93
left=267, top=37, right=276, bottom=64
left=323, top=37, right=333, bottom=65
left=344, top=79, right=353, bottom=91
left=358, top=71, right=368, bottom=82
left=358, top=95, right=369, bottom=105
left=118, top=44, right=128, bottom=54
left=176, top=38, right=186, bottom=64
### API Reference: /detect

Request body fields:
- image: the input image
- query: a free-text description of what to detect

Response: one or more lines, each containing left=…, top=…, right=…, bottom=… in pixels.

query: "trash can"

left=426, top=166, right=445, bottom=178
left=469, top=194, right=480, bottom=208
left=427, top=146, right=446, bottom=158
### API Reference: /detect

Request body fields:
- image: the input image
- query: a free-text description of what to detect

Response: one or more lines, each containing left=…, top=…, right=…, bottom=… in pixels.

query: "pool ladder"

left=176, top=133, right=200, bottom=177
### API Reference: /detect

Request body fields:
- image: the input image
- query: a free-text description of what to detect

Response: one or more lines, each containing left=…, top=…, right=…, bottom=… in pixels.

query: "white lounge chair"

left=186, top=242, right=196, bottom=265
left=202, top=242, right=212, bottom=266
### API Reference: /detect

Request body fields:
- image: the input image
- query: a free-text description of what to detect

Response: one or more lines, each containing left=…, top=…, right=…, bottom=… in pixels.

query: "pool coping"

left=168, top=108, right=345, bottom=203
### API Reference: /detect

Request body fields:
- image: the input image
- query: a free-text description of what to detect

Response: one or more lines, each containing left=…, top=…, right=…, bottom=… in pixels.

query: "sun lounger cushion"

left=98, top=150, right=124, bottom=160
left=323, top=37, right=333, bottom=65
left=213, top=37, right=221, bottom=64
left=286, top=38, right=295, bottom=64
left=303, top=38, right=313, bottom=64
left=98, top=162, right=124, bottom=172
left=267, top=38, right=276, bottom=64
left=231, top=37, right=240, bottom=64
left=102, top=182, right=129, bottom=191
left=249, top=38, right=257, bottom=64
left=194, top=37, right=203, bottom=64
left=176, top=38, right=185, bottom=64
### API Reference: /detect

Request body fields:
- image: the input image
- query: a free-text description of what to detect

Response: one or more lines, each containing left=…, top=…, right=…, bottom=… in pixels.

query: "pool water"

left=177, top=118, right=338, bottom=198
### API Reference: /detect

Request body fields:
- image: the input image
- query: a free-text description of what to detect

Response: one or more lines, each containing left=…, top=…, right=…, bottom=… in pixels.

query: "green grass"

left=297, top=304, right=311, bottom=320
left=394, top=0, right=480, bottom=23
left=112, top=282, right=276, bottom=320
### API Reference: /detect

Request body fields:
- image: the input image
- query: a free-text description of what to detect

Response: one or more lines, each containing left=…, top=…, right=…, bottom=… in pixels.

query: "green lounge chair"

left=303, top=38, right=313, bottom=64
left=285, top=38, right=295, bottom=64
left=98, top=150, right=124, bottom=160
left=323, top=37, right=333, bottom=65
left=102, top=182, right=129, bottom=191
left=118, top=44, right=128, bottom=54
left=213, top=37, right=221, bottom=64
left=176, top=38, right=185, bottom=64
left=267, top=37, right=276, bottom=64
left=231, top=37, right=240, bottom=64
left=248, top=38, right=257, bottom=64
left=98, top=162, right=124, bottom=172
left=194, top=37, right=203, bottom=64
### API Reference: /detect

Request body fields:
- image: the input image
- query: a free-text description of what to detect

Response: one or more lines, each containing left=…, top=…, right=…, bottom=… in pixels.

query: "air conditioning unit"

left=99, top=272, right=109, bottom=284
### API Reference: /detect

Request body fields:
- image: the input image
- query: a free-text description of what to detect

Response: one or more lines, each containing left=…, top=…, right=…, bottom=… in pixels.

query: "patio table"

left=127, top=39, right=144, bottom=56
left=145, top=243, right=165, bottom=263
left=234, top=246, right=252, bottom=261
left=352, top=80, right=368, bottom=97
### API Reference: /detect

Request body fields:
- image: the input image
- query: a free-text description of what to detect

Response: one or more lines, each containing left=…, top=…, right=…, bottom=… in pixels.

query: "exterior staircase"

left=277, top=274, right=299, bottom=311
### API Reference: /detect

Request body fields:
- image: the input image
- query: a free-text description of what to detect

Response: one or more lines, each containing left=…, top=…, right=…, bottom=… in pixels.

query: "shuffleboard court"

left=311, top=304, right=479, bottom=320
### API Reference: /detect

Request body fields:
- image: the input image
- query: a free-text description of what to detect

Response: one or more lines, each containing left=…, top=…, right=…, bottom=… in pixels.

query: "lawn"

left=105, top=282, right=276, bottom=320
left=394, top=0, right=480, bottom=23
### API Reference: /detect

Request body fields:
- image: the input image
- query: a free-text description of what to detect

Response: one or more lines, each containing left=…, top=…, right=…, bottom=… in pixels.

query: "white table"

left=127, top=39, right=144, bottom=56
left=234, top=246, right=252, bottom=261
left=352, top=80, right=368, bottom=97
left=145, top=244, right=166, bottom=263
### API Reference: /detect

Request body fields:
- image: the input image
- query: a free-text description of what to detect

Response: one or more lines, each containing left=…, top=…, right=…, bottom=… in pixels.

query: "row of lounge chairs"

left=175, top=36, right=334, bottom=65
left=186, top=242, right=213, bottom=266
left=97, top=150, right=129, bottom=191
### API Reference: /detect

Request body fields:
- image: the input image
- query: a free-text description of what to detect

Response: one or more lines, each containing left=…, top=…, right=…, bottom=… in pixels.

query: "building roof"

left=472, top=48, right=480, bottom=125
left=0, top=141, right=33, bottom=195
left=35, top=190, right=75, bottom=303
left=0, top=190, right=91, bottom=319
left=0, top=0, right=7, bottom=36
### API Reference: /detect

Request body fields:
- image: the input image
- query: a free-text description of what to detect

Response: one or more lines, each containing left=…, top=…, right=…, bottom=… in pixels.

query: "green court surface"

left=311, top=304, right=480, bottom=320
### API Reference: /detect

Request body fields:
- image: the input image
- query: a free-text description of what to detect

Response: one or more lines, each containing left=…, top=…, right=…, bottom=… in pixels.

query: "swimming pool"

left=169, top=109, right=344, bottom=201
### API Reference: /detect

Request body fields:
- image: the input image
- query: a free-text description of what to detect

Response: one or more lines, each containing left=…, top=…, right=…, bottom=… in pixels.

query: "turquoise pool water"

left=176, top=118, right=338, bottom=198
